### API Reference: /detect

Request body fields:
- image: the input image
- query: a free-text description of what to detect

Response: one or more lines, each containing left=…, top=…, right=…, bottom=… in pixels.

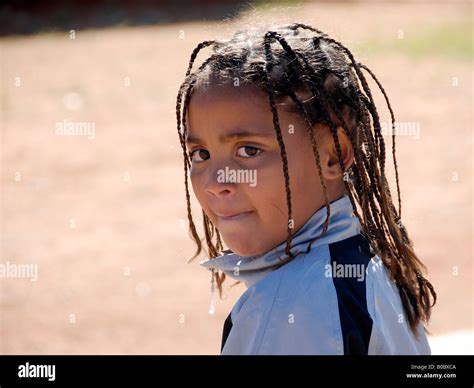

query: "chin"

left=224, top=238, right=263, bottom=257
left=223, top=237, right=256, bottom=256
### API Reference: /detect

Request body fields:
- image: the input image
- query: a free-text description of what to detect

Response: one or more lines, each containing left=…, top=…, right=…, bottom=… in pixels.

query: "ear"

left=319, top=126, right=354, bottom=181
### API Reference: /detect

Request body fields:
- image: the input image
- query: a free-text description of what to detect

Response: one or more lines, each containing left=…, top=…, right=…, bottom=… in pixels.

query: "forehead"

left=186, top=83, right=269, bottom=131
left=186, top=83, right=304, bottom=136
left=189, top=82, right=267, bottom=110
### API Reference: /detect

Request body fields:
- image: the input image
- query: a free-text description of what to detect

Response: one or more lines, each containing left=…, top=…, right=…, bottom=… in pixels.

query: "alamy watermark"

left=18, top=362, right=55, bottom=382
left=325, top=262, right=365, bottom=282
left=0, top=261, right=38, bottom=282
left=55, top=119, right=95, bottom=139
left=380, top=121, right=421, bottom=140
left=217, top=166, right=257, bottom=187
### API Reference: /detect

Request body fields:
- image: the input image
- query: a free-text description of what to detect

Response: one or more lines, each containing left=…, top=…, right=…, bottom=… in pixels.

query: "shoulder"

left=365, top=255, right=431, bottom=354
left=327, top=235, right=431, bottom=354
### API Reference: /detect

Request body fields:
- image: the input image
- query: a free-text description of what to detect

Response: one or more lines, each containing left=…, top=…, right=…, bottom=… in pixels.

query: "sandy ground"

left=1, top=2, right=472, bottom=354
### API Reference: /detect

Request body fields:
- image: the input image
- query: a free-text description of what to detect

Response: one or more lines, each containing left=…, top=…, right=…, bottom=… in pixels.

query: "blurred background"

left=0, top=0, right=472, bottom=354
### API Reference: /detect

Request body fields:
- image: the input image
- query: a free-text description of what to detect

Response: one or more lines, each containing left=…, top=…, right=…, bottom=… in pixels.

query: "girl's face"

left=186, top=83, right=353, bottom=257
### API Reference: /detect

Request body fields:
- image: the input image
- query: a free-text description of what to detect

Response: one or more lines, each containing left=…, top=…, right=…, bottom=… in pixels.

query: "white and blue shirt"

left=201, top=195, right=431, bottom=355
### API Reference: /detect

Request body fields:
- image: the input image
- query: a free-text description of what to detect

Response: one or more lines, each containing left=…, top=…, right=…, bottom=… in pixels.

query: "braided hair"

left=176, top=23, right=436, bottom=334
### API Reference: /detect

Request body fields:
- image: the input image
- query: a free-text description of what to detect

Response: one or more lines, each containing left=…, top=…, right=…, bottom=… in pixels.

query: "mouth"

left=216, top=210, right=253, bottom=223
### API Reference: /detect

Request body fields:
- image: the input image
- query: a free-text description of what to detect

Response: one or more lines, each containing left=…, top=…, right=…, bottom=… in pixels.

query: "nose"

left=205, top=165, right=237, bottom=197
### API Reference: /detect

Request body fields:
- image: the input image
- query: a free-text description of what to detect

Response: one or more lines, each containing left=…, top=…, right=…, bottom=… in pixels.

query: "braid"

left=359, top=63, right=402, bottom=218
left=262, top=31, right=295, bottom=260
left=185, top=40, right=217, bottom=77
left=176, top=80, right=201, bottom=261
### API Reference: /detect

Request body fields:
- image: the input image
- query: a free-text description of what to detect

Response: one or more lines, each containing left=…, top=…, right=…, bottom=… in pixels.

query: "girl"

left=175, top=22, right=436, bottom=355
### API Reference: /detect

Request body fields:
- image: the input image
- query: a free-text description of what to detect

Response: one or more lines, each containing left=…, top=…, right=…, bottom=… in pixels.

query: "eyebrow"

left=185, top=130, right=274, bottom=146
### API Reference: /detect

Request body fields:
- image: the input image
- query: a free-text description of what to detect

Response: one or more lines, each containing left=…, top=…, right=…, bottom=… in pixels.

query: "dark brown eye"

left=190, top=149, right=210, bottom=162
left=237, top=146, right=262, bottom=158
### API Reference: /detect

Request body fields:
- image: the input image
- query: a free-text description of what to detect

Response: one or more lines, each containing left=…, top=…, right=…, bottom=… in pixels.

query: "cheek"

left=189, top=168, right=210, bottom=211
left=250, top=156, right=290, bottom=219
left=291, top=155, right=322, bottom=195
left=285, top=132, right=322, bottom=191
left=189, top=168, right=200, bottom=196
left=287, top=152, right=326, bottom=229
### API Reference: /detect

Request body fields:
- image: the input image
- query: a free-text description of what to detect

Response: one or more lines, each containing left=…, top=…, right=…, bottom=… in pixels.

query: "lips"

left=214, top=210, right=253, bottom=222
